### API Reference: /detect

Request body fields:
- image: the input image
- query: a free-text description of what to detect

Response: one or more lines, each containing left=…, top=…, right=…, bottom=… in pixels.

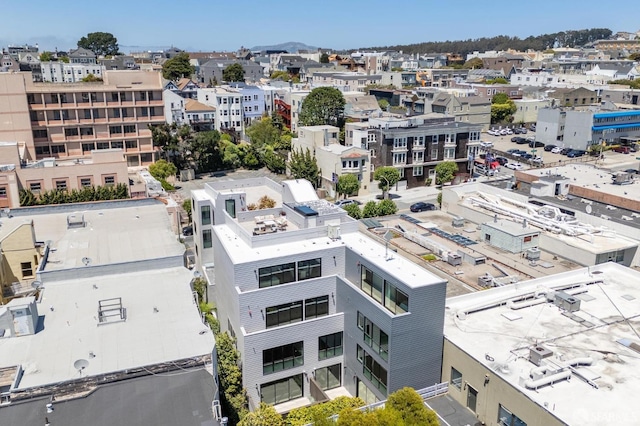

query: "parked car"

left=506, top=148, right=520, bottom=154
left=528, top=141, right=545, bottom=148
left=410, top=202, right=436, bottom=212
left=551, top=146, right=563, bottom=154
left=532, top=157, right=544, bottom=165
left=516, top=138, right=529, bottom=145
left=496, top=156, right=509, bottom=166
left=520, top=128, right=528, bottom=134
left=613, top=146, right=630, bottom=154
left=182, top=225, right=193, bottom=236
left=544, top=144, right=557, bottom=152
left=560, top=148, right=572, bottom=155
left=506, top=163, right=524, bottom=170
left=511, top=136, right=520, bottom=142
left=335, top=199, right=361, bottom=207
left=521, top=153, right=533, bottom=160
left=529, top=124, right=536, bottom=131
left=567, top=149, right=586, bottom=158
left=624, top=168, right=638, bottom=174
left=480, top=141, right=494, bottom=148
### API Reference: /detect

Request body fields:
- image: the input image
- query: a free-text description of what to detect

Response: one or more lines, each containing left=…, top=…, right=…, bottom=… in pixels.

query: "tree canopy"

left=39, top=51, right=52, bottom=62
left=288, top=148, right=320, bottom=188
left=360, top=28, right=612, bottom=56
left=434, top=161, right=458, bottom=185
left=336, top=174, right=361, bottom=198
left=386, top=387, right=439, bottom=426
left=223, top=63, right=245, bottom=82
left=320, top=52, right=330, bottom=63
left=162, top=52, right=195, bottom=81
left=77, top=32, right=120, bottom=57
left=373, top=167, right=401, bottom=199
left=490, top=93, right=517, bottom=123
left=148, top=159, right=177, bottom=180
left=238, top=403, right=284, bottom=426
left=299, top=87, right=346, bottom=128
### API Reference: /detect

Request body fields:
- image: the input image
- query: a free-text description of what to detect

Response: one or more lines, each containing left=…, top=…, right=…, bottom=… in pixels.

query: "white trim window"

left=393, top=153, right=406, bottom=165
left=413, top=166, right=423, bottom=177
left=444, top=147, right=455, bottom=159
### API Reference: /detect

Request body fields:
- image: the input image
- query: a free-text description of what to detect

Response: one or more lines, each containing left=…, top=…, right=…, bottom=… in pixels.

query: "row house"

left=350, top=114, right=482, bottom=188
left=0, top=70, right=165, bottom=167
left=197, top=87, right=244, bottom=133
left=165, top=77, right=200, bottom=99
left=40, top=62, right=106, bottom=83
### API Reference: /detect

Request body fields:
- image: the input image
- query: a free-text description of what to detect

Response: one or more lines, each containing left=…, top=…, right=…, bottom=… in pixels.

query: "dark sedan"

left=544, top=144, right=557, bottom=152
left=410, top=202, right=436, bottom=212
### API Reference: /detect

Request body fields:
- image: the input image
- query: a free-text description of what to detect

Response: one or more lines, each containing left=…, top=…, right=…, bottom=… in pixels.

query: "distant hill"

left=250, top=41, right=318, bottom=53
left=356, top=28, right=613, bottom=56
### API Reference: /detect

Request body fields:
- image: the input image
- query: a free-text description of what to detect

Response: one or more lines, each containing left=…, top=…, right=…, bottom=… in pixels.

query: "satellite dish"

left=73, top=359, right=89, bottom=374
left=31, top=281, right=42, bottom=290
left=82, top=257, right=92, bottom=266
left=585, top=205, right=592, bottom=214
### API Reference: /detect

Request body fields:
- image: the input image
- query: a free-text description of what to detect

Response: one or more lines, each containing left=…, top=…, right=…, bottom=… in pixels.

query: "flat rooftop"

left=8, top=201, right=185, bottom=270
left=0, top=266, right=214, bottom=390
left=445, top=263, right=640, bottom=425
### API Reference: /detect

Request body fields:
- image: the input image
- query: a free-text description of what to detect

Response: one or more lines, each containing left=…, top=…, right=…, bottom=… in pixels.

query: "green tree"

left=320, top=52, right=330, bottom=63
left=189, top=130, right=223, bottom=172
left=377, top=199, right=398, bottom=216
left=273, top=134, right=292, bottom=151
left=39, top=51, right=52, bottom=62
left=223, top=63, right=245, bottom=82
left=182, top=199, right=192, bottom=222
left=434, top=161, right=458, bottom=185
left=299, top=87, right=346, bottom=128
left=270, top=70, right=290, bottom=80
left=246, top=117, right=280, bottom=147
left=362, top=201, right=379, bottom=218
left=343, top=203, right=362, bottom=219
left=162, top=52, right=195, bottom=81
left=378, top=99, right=390, bottom=110
left=336, top=174, right=360, bottom=198
left=77, top=31, right=120, bottom=57
left=462, top=57, right=484, bottom=69
left=288, top=148, right=320, bottom=188
left=81, top=74, right=102, bottom=82
left=286, top=396, right=364, bottom=426
left=490, top=93, right=516, bottom=123
left=59, top=56, right=70, bottom=63
left=262, top=145, right=287, bottom=174
left=373, top=167, right=400, bottom=199
left=149, top=159, right=178, bottom=180
left=386, top=387, right=438, bottom=426
left=437, top=191, right=443, bottom=207
left=238, top=403, right=284, bottom=426
left=485, top=77, right=509, bottom=84
left=629, top=52, right=640, bottom=61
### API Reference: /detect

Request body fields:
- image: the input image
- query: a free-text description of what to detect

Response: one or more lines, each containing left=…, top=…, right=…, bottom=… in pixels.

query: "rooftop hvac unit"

left=447, top=253, right=462, bottom=266
left=327, top=224, right=341, bottom=240
left=529, top=345, right=553, bottom=366
left=478, top=273, right=494, bottom=288
left=554, top=291, right=581, bottom=312
left=452, top=217, right=465, bottom=228
left=526, top=248, right=541, bottom=260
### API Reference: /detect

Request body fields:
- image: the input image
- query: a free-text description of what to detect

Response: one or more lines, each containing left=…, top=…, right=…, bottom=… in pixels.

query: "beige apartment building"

left=0, top=218, right=40, bottom=303
left=0, top=70, right=164, bottom=167
left=0, top=142, right=128, bottom=209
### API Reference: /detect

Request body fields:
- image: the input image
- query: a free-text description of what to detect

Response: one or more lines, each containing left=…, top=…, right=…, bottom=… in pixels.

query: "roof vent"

left=555, top=291, right=581, bottom=312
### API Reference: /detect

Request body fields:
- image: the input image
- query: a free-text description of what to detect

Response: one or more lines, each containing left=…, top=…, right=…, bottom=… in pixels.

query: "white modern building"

left=197, top=87, right=244, bottom=133
left=191, top=178, right=447, bottom=412
left=40, top=61, right=106, bottom=83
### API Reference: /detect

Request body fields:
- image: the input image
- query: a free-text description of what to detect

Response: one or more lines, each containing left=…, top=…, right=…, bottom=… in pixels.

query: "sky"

left=1, top=0, right=639, bottom=53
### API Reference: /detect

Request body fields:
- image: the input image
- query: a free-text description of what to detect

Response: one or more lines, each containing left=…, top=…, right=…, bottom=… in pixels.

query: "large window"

left=262, top=341, right=304, bottom=374
left=305, top=295, right=329, bottom=319
left=384, top=282, right=409, bottom=314
left=298, top=258, right=321, bottom=281
left=358, top=313, right=388, bottom=361
left=315, top=364, right=341, bottom=390
left=266, top=301, right=303, bottom=328
left=261, top=374, right=303, bottom=405
left=451, top=367, right=463, bottom=390
left=259, top=263, right=296, bottom=288
left=361, top=266, right=383, bottom=304
left=202, top=229, right=212, bottom=249
left=498, top=405, right=527, bottom=426
left=363, top=351, right=388, bottom=395
left=318, top=332, right=343, bottom=360
left=21, top=262, right=33, bottom=278
left=201, top=205, right=211, bottom=225
left=360, top=266, right=408, bottom=314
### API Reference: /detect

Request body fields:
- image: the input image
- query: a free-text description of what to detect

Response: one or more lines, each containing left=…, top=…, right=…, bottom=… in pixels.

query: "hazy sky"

left=1, top=0, right=638, bottom=52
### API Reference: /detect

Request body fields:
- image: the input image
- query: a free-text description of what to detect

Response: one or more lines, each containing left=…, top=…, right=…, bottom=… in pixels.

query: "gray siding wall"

left=340, top=249, right=447, bottom=399
left=243, top=314, right=345, bottom=409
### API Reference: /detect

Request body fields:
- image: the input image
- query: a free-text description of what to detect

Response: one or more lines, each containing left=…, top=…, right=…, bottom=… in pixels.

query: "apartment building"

left=0, top=70, right=164, bottom=166
left=40, top=62, right=106, bottom=83
left=352, top=113, right=483, bottom=188
left=0, top=142, right=129, bottom=209
left=191, top=178, right=446, bottom=412
left=197, top=87, right=244, bottom=132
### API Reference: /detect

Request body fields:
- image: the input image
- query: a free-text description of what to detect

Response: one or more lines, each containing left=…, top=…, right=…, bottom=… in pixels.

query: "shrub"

left=343, top=203, right=362, bottom=219
left=258, top=195, right=276, bottom=209
left=377, top=199, right=397, bottom=216
left=286, top=396, right=365, bottom=426
left=362, top=201, right=379, bottom=218
left=422, top=254, right=438, bottom=261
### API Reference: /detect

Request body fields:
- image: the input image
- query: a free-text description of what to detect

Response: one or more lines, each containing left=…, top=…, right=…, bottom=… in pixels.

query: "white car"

left=505, top=128, right=513, bottom=135
left=499, top=129, right=509, bottom=135
left=480, top=141, right=494, bottom=148
left=551, top=146, right=562, bottom=154
left=487, top=129, right=498, bottom=136
left=506, top=163, right=524, bottom=170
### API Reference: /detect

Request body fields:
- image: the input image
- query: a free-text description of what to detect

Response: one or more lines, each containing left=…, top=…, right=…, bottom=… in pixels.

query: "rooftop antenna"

left=73, top=359, right=89, bottom=376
